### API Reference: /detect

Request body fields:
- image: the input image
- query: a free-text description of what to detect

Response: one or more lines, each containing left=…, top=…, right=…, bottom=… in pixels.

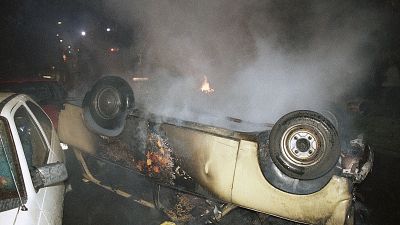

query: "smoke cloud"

left=104, top=0, right=386, bottom=128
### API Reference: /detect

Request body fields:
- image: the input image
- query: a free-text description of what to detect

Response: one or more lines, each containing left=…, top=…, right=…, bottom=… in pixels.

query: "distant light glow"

left=42, top=75, right=52, bottom=79
left=59, top=39, right=63, bottom=43
left=106, top=28, right=111, bottom=32
left=57, top=21, right=62, bottom=25
left=67, top=45, right=71, bottom=49
left=56, top=33, right=59, bottom=37
left=132, top=77, right=149, bottom=81
left=110, top=47, right=119, bottom=52
left=81, top=31, right=86, bottom=36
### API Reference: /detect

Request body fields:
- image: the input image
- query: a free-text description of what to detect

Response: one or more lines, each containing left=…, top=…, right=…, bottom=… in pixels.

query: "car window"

left=26, top=101, right=52, bottom=143
left=0, top=118, right=26, bottom=205
left=14, top=106, right=49, bottom=170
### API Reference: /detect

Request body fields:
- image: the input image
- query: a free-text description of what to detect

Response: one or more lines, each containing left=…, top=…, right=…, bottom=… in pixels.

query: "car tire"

left=258, top=131, right=340, bottom=194
left=269, top=110, right=340, bottom=180
left=83, top=76, right=134, bottom=136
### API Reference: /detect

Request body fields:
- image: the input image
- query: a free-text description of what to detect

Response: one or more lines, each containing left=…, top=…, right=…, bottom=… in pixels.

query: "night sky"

left=0, top=0, right=133, bottom=78
left=0, top=0, right=399, bottom=95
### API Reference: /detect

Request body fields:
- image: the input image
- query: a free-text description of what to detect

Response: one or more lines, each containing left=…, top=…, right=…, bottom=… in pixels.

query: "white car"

left=0, top=93, right=68, bottom=225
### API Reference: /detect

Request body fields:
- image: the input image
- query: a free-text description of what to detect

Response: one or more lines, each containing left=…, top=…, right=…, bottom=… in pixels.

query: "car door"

left=5, top=101, right=48, bottom=225
left=11, top=99, right=64, bottom=225
left=0, top=116, right=28, bottom=225
left=24, top=100, right=65, bottom=225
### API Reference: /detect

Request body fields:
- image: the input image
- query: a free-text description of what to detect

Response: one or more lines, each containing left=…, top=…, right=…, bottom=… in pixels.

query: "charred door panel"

left=162, top=124, right=239, bottom=202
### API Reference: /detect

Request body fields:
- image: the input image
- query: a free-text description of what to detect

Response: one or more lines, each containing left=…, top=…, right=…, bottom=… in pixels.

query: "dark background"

left=1, top=0, right=400, bottom=224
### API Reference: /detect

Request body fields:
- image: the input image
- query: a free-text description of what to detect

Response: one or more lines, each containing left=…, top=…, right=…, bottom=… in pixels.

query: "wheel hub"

left=281, top=125, right=324, bottom=167
left=95, top=87, right=121, bottom=119
left=296, top=138, right=311, bottom=152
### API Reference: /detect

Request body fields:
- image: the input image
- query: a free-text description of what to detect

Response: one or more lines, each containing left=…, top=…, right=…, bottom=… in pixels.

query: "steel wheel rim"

left=280, top=124, right=325, bottom=167
left=94, top=87, right=121, bottom=119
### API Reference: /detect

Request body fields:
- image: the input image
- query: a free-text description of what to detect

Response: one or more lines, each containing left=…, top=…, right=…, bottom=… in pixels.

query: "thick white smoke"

left=104, top=0, right=385, bottom=128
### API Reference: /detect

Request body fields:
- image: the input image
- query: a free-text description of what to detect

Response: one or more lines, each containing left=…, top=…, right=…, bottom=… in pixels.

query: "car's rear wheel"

left=269, top=110, right=340, bottom=180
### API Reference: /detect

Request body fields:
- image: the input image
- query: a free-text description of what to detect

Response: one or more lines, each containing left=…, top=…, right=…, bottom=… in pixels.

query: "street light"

left=81, top=31, right=86, bottom=36
left=106, top=28, right=111, bottom=32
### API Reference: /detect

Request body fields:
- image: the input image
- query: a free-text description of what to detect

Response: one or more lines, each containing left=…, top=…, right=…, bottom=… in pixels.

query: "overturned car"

left=59, top=76, right=373, bottom=225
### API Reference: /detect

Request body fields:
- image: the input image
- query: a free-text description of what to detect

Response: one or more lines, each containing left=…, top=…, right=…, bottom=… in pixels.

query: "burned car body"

left=58, top=76, right=373, bottom=225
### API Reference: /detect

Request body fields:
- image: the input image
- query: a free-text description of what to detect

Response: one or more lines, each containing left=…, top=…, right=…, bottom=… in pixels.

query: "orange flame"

left=200, top=76, right=214, bottom=94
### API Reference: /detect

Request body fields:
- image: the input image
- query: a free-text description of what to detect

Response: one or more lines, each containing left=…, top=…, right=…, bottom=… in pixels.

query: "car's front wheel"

left=269, top=110, right=340, bottom=180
